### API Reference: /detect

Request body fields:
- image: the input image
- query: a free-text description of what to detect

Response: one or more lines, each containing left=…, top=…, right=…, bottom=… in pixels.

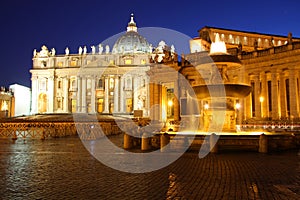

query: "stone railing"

left=241, top=42, right=300, bottom=60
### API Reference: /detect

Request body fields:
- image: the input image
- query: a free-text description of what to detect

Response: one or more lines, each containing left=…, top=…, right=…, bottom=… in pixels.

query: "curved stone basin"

left=193, top=84, right=252, bottom=99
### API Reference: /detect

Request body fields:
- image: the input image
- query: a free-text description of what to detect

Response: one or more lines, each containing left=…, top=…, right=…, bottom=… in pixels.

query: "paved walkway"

left=0, top=135, right=299, bottom=200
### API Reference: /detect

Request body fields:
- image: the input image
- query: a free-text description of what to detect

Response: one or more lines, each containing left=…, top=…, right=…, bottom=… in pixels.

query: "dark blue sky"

left=1, top=0, right=299, bottom=88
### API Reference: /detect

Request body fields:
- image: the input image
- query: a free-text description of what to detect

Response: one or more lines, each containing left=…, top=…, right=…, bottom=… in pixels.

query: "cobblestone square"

left=0, top=135, right=299, bottom=200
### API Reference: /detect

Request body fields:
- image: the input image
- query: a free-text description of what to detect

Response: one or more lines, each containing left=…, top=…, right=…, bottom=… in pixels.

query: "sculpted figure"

left=91, top=45, right=96, bottom=54
left=33, top=49, right=37, bottom=57
left=105, top=45, right=110, bottom=54
left=98, top=44, right=103, bottom=54
left=78, top=46, right=83, bottom=55
left=170, top=45, right=175, bottom=54
left=51, top=48, right=56, bottom=56
left=65, top=47, right=70, bottom=55
left=83, top=46, right=87, bottom=54
left=149, top=44, right=153, bottom=53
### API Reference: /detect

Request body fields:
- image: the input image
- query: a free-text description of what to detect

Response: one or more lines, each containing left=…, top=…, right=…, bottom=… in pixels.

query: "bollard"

left=12, top=132, right=17, bottom=141
left=123, top=133, right=133, bottom=149
left=210, top=133, right=218, bottom=153
left=141, top=133, right=151, bottom=151
left=160, top=132, right=170, bottom=152
left=259, top=133, right=268, bottom=153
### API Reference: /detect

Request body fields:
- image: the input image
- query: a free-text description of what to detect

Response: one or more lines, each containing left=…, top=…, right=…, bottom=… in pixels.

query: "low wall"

left=125, top=133, right=300, bottom=153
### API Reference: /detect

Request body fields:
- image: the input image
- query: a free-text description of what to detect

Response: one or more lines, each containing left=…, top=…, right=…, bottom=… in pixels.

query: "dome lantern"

left=127, top=13, right=137, bottom=32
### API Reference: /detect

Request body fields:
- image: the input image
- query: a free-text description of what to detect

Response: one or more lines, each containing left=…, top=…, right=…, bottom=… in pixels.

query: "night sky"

left=0, top=0, right=299, bottom=88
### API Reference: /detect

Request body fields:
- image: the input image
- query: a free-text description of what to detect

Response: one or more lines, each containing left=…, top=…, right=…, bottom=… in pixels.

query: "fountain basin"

left=193, top=84, right=252, bottom=99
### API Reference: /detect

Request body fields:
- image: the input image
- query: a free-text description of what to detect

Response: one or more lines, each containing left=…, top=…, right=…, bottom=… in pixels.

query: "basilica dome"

left=112, top=14, right=151, bottom=54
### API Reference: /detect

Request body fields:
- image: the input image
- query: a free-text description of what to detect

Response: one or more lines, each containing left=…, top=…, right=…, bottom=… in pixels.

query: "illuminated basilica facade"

left=30, top=15, right=300, bottom=125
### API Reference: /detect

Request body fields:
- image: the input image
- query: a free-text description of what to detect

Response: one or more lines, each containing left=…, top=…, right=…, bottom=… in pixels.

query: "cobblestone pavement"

left=0, top=135, right=299, bottom=200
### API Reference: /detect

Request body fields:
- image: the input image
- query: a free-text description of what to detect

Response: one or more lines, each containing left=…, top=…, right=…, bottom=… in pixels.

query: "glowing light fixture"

left=204, top=103, right=209, bottom=110
left=259, top=96, right=264, bottom=102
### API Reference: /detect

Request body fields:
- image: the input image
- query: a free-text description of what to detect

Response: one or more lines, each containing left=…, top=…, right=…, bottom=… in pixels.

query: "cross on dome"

left=127, top=13, right=137, bottom=32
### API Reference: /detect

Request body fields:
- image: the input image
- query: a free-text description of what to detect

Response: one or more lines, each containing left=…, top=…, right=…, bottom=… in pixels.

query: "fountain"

left=183, top=33, right=252, bottom=132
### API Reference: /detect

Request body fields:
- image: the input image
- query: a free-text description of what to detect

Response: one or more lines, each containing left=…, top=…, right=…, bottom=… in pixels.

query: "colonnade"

left=248, top=68, right=300, bottom=120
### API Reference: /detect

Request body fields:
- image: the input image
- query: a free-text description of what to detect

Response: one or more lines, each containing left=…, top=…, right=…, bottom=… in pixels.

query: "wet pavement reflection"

left=0, top=135, right=299, bottom=199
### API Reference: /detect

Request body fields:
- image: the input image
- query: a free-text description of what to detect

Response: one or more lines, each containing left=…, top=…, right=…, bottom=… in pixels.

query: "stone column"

left=76, top=77, right=82, bottom=113
left=133, top=76, right=139, bottom=110
left=244, top=74, right=252, bottom=119
left=81, top=76, right=87, bottom=113
left=279, top=73, right=287, bottom=118
left=271, top=71, right=279, bottom=120
left=154, top=82, right=161, bottom=121
left=254, top=75, right=261, bottom=118
left=90, top=76, right=96, bottom=113
left=31, top=76, right=38, bottom=114
left=113, top=76, right=119, bottom=113
left=119, top=77, right=125, bottom=113
left=261, top=72, right=268, bottom=118
left=289, top=68, right=299, bottom=119
left=103, top=76, right=109, bottom=113
left=48, top=76, right=54, bottom=113
left=173, top=78, right=180, bottom=121
left=63, top=77, right=69, bottom=113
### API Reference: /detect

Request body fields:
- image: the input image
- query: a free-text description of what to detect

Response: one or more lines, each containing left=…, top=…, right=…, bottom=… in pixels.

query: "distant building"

left=9, top=84, right=31, bottom=116
left=0, top=87, right=14, bottom=118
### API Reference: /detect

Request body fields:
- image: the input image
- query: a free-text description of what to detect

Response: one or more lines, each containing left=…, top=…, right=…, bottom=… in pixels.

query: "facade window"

left=98, top=78, right=103, bottom=88
left=243, top=37, right=248, bottom=45
left=57, top=62, right=63, bottom=67
left=109, top=77, right=114, bottom=89
left=221, top=34, right=225, bottom=41
left=125, top=59, right=132, bottom=65
left=235, top=36, right=240, bottom=44
left=58, top=80, right=62, bottom=89
left=264, top=39, right=269, bottom=47
left=258, top=38, right=262, bottom=47
left=229, top=34, right=234, bottom=43
left=70, top=61, right=77, bottom=67
left=70, top=78, right=76, bottom=90
left=140, top=59, right=146, bottom=65
left=278, top=40, right=282, bottom=46
left=109, top=60, right=115, bottom=65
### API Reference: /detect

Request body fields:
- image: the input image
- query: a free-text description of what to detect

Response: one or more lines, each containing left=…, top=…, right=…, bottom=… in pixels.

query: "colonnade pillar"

left=119, top=77, right=125, bottom=113
left=76, top=77, right=82, bottom=113
left=289, top=68, right=299, bottom=119
left=260, top=73, right=268, bottom=118
left=63, top=77, right=69, bottom=113
left=271, top=71, right=279, bottom=120
left=113, top=76, right=119, bottom=113
left=91, top=76, right=96, bottom=113
left=279, top=73, right=287, bottom=118
left=103, top=76, right=109, bottom=113
left=254, top=75, right=261, bottom=118
left=81, top=77, right=87, bottom=113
